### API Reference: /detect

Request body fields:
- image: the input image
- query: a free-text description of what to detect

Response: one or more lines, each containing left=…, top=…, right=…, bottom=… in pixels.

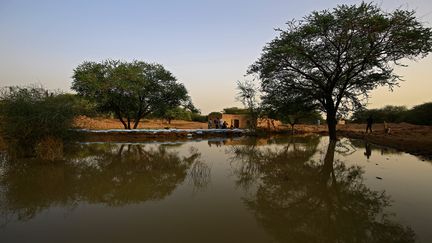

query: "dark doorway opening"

left=233, top=119, right=240, bottom=128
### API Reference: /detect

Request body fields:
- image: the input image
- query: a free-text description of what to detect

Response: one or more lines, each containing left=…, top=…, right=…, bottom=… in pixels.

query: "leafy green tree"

left=249, top=2, right=432, bottom=140
left=72, top=60, right=192, bottom=129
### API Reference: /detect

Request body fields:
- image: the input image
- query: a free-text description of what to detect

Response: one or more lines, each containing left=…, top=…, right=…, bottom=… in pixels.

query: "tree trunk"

left=290, top=123, right=295, bottom=135
left=133, top=106, right=144, bottom=129
left=115, top=110, right=128, bottom=129
left=326, top=112, right=337, bottom=140
left=127, top=116, right=131, bottom=129
left=133, top=118, right=141, bottom=129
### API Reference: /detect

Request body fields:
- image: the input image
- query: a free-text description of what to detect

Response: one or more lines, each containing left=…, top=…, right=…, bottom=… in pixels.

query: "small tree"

left=249, top=2, right=432, bottom=140
left=236, top=80, right=260, bottom=130
left=72, top=60, right=193, bottom=129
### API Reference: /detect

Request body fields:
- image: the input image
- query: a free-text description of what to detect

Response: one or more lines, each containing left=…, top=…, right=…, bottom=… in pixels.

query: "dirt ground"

left=74, top=116, right=432, bottom=159
left=74, top=116, right=207, bottom=129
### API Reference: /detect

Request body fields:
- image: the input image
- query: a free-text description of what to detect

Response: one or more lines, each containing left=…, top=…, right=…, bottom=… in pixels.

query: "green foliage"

left=190, top=113, right=208, bottom=123
left=351, top=105, right=407, bottom=123
left=72, top=60, right=193, bottom=129
left=261, top=84, right=321, bottom=128
left=223, top=107, right=249, bottom=114
left=352, top=102, right=432, bottom=125
left=405, top=102, right=432, bottom=125
left=0, top=86, right=76, bottom=153
left=56, top=93, right=100, bottom=117
left=249, top=2, right=432, bottom=139
left=153, top=107, right=192, bottom=124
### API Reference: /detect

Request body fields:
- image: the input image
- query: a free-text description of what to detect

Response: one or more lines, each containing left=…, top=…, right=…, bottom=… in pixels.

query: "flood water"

left=1, top=135, right=432, bottom=242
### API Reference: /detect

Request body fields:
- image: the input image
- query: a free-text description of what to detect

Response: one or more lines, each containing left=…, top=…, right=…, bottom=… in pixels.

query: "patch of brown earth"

left=74, top=115, right=207, bottom=129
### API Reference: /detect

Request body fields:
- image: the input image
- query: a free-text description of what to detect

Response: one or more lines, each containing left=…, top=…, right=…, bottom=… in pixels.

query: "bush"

left=191, top=113, right=208, bottom=123
left=0, top=86, right=76, bottom=155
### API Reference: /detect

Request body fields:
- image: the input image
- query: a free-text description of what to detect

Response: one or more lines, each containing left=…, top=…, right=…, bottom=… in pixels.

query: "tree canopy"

left=249, top=2, right=432, bottom=139
left=72, top=60, right=193, bottom=129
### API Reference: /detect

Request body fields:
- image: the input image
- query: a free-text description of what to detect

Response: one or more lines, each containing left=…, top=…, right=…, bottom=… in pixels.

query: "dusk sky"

left=1, top=0, right=431, bottom=114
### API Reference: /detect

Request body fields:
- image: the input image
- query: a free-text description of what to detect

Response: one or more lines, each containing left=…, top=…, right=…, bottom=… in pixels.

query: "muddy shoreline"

left=73, top=125, right=432, bottom=160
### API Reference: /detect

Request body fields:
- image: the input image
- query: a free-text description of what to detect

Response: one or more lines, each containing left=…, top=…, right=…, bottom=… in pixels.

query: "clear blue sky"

left=1, top=0, right=432, bottom=114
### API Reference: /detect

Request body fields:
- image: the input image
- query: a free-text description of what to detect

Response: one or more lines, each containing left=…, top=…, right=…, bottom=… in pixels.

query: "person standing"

left=222, top=121, right=228, bottom=129
left=208, top=119, right=212, bottom=129
left=366, top=115, right=373, bottom=133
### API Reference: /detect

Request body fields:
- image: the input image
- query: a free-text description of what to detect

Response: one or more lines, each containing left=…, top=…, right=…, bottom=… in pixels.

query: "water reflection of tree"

left=229, top=135, right=320, bottom=191
left=0, top=143, right=209, bottom=225
left=230, top=137, right=415, bottom=242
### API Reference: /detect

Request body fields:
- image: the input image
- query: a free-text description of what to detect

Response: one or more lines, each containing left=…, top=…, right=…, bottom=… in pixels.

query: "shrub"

left=0, top=86, right=76, bottom=156
left=191, top=113, right=208, bottom=123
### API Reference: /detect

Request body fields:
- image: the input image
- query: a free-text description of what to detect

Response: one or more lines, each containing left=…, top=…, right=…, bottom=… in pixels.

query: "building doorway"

left=233, top=119, right=240, bottom=128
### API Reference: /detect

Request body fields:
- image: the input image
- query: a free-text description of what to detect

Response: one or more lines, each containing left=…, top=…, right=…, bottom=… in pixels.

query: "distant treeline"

left=351, top=102, right=432, bottom=125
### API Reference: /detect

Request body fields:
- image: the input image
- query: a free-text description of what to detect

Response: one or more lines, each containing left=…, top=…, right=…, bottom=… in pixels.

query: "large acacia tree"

left=72, top=60, right=192, bottom=129
left=249, top=2, right=432, bottom=140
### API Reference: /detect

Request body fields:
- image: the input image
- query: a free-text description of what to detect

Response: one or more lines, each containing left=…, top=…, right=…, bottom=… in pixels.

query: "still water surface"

left=1, top=135, right=431, bottom=242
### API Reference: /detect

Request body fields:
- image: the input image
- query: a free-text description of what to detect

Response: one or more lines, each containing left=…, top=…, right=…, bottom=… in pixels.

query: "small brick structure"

left=208, top=113, right=281, bottom=129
